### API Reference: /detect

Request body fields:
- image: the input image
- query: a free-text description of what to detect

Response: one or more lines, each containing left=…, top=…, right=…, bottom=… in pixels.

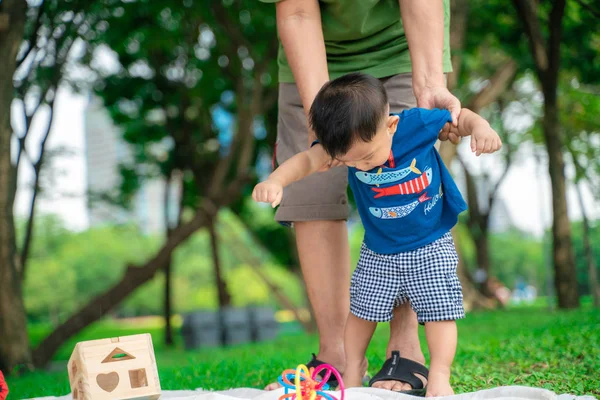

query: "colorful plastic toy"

left=278, top=363, right=344, bottom=400
left=0, top=370, right=8, bottom=400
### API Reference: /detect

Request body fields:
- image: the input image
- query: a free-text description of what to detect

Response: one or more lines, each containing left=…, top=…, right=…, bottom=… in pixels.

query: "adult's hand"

left=416, top=85, right=462, bottom=144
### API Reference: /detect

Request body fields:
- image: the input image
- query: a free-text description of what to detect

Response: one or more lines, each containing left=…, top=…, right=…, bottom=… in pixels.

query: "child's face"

left=336, top=114, right=399, bottom=171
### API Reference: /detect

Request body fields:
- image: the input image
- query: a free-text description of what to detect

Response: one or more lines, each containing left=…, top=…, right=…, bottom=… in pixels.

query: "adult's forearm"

left=276, top=0, right=329, bottom=117
left=399, top=0, right=446, bottom=96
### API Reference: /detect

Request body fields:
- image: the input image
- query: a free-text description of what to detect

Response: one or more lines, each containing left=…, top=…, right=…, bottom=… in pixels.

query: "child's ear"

left=387, top=115, right=400, bottom=135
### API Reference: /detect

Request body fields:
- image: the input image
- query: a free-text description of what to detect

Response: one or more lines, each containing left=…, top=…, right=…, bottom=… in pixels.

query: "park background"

left=0, top=0, right=599, bottom=398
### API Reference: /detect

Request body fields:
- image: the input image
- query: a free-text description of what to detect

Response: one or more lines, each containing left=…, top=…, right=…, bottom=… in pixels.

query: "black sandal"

left=368, top=351, right=428, bottom=396
left=306, top=353, right=340, bottom=389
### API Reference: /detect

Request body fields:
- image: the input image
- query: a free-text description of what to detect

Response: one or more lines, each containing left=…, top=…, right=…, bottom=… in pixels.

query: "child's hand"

left=252, top=179, right=284, bottom=208
left=438, top=122, right=461, bottom=145
left=470, top=122, right=502, bottom=156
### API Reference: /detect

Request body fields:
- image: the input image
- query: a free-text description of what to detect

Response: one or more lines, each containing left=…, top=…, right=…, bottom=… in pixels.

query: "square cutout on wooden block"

left=129, top=368, right=148, bottom=388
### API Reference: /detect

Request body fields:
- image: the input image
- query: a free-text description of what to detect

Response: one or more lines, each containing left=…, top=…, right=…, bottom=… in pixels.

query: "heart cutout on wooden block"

left=96, top=372, right=119, bottom=392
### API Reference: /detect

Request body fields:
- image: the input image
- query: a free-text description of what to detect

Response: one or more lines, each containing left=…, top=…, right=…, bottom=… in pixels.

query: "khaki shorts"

left=274, top=73, right=418, bottom=224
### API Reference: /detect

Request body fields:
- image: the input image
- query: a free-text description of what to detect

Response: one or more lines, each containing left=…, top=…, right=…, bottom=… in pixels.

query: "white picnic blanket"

left=28, top=386, right=596, bottom=400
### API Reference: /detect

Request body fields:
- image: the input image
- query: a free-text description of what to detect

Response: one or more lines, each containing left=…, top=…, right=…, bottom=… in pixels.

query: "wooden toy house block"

left=68, top=334, right=161, bottom=400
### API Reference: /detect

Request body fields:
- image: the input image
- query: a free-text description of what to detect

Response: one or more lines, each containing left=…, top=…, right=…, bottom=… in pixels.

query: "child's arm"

left=253, top=144, right=331, bottom=207
left=448, top=108, right=502, bottom=156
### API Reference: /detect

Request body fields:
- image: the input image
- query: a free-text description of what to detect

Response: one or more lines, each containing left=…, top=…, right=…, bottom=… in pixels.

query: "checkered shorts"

left=350, top=232, right=465, bottom=324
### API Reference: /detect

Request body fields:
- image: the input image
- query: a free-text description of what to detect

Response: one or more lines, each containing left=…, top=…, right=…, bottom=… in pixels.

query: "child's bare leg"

left=424, top=320, right=457, bottom=397
left=343, top=313, right=376, bottom=387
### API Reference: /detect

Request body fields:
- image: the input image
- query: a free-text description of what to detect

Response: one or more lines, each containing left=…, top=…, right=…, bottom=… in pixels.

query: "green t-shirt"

left=260, top=0, right=452, bottom=83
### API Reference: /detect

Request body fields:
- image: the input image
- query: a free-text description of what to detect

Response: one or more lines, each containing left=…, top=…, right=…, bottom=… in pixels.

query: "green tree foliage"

left=562, top=80, right=600, bottom=196
left=488, top=229, right=545, bottom=292
left=20, top=214, right=306, bottom=323
left=28, top=0, right=281, bottom=367
left=22, top=212, right=600, bottom=319
left=459, top=0, right=600, bottom=308
left=80, top=0, right=278, bottom=208
left=465, top=1, right=600, bottom=84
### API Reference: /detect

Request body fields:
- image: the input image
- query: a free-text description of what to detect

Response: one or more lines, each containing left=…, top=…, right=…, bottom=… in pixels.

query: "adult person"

left=259, top=0, right=461, bottom=392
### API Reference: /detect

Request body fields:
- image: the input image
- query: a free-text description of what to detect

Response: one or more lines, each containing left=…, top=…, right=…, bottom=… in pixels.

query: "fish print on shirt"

left=355, top=158, right=421, bottom=185
left=371, top=168, right=432, bottom=198
left=369, top=192, right=432, bottom=219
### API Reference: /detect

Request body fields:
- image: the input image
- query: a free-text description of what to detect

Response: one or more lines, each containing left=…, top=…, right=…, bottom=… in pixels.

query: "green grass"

left=7, top=306, right=600, bottom=399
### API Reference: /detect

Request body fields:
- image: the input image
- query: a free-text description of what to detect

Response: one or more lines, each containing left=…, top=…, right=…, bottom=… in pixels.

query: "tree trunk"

left=472, top=232, right=492, bottom=295
left=19, top=181, right=40, bottom=279
left=163, top=175, right=174, bottom=346
left=473, top=230, right=492, bottom=287
left=459, top=156, right=492, bottom=292
left=575, top=182, right=600, bottom=308
left=208, top=219, right=231, bottom=309
left=0, top=0, right=31, bottom=373
left=19, top=102, right=57, bottom=281
left=447, top=0, right=469, bottom=90
left=512, top=0, right=578, bottom=308
left=543, top=100, right=579, bottom=308
left=163, top=260, right=174, bottom=345
left=453, top=228, right=496, bottom=311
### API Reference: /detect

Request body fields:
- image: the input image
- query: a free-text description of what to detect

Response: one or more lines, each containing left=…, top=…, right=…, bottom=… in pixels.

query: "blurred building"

left=84, top=97, right=177, bottom=234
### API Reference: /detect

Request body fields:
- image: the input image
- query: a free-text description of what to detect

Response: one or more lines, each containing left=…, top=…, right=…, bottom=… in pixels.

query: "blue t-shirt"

left=348, top=108, right=467, bottom=254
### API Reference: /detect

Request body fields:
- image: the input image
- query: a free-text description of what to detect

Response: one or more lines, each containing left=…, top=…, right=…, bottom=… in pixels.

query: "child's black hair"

left=309, top=72, right=388, bottom=159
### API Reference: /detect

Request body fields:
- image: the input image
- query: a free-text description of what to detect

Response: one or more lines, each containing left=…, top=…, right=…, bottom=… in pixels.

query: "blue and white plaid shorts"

left=350, top=232, right=465, bottom=324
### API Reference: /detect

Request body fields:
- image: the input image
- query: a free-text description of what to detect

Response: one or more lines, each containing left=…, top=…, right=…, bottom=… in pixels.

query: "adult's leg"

left=265, top=83, right=351, bottom=390
left=264, top=220, right=349, bottom=390
left=371, top=73, right=427, bottom=392
left=295, top=220, right=350, bottom=370
left=371, top=304, right=427, bottom=391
